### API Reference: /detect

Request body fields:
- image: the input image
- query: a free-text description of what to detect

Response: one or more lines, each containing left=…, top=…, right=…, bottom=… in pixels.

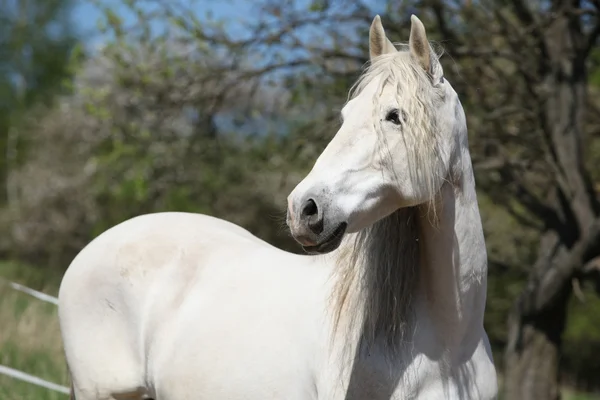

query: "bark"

left=504, top=281, right=570, bottom=400
left=504, top=232, right=572, bottom=400
left=504, top=221, right=600, bottom=398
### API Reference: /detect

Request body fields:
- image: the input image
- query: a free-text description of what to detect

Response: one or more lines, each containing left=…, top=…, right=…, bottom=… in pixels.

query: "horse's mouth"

left=302, top=223, right=347, bottom=255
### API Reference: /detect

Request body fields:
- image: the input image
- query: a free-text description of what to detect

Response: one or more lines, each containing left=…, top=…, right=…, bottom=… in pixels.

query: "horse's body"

left=59, top=15, right=498, bottom=400
left=59, top=212, right=331, bottom=399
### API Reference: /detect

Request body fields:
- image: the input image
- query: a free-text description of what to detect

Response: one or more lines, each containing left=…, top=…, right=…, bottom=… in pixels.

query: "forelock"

left=348, top=48, right=447, bottom=214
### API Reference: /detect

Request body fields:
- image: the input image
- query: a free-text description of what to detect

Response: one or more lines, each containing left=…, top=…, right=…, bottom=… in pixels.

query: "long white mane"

left=332, top=48, right=448, bottom=355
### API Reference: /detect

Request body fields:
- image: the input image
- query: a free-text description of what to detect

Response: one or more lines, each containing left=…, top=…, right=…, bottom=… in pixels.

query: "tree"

left=0, top=0, right=81, bottom=208
left=3, top=2, right=320, bottom=267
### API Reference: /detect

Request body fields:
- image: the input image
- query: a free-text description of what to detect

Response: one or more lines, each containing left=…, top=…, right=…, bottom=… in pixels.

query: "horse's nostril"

left=301, top=198, right=318, bottom=217
left=300, top=198, right=323, bottom=235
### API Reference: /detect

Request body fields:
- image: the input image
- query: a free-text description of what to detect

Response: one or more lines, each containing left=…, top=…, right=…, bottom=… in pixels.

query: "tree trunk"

left=504, top=222, right=600, bottom=400
left=504, top=233, right=572, bottom=400
left=504, top=314, right=565, bottom=400
left=505, top=232, right=571, bottom=400
left=502, top=3, right=598, bottom=398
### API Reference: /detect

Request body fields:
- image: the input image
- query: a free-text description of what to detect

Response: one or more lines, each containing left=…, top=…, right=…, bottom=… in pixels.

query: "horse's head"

left=287, top=15, right=466, bottom=254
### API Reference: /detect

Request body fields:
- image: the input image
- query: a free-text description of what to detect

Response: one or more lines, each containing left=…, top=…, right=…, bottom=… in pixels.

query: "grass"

left=564, top=389, right=600, bottom=400
left=0, top=262, right=68, bottom=399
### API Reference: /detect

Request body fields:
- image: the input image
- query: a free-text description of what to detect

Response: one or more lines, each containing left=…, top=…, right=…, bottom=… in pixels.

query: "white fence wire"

left=0, top=278, right=69, bottom=396
left=1, top=279, right=59, bottom=305
left=0, top=365, right=70, bottom=395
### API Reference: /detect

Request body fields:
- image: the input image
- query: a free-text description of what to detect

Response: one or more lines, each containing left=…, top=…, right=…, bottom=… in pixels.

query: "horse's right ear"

left=409, top=15, right=443, bottom=83
left=369, top=15, right=396, bottom=60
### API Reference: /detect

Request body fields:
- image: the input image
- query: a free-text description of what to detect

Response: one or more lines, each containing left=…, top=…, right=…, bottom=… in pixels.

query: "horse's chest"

left=318, top=351, right=423, bottom=400
left=151, top=334, right=319, bottom=400
left=147, top=280, right=325, bottom=400
left=318, top=345, right=492, bottom=400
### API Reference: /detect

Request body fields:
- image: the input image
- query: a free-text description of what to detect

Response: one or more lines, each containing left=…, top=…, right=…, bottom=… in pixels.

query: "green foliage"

left=589, top=49, right=600, bottom=87
left=309, top=0, right=329, bottom=12
left=0, top=261, right=61, bottom=292
left=562, top=286, right=600, bottom=389
left=0, top=0, right=83, bottom=205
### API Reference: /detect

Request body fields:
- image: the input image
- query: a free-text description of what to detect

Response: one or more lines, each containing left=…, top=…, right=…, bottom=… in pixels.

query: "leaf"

left=309, top=0, right=328, bottom=12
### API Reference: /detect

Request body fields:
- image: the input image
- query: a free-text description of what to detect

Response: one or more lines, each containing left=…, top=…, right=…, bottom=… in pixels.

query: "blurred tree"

left=0, top=0, right=81, bottom=208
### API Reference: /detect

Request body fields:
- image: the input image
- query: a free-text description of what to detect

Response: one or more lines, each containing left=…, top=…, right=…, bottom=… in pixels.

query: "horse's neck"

left=417, top=155, right=488, bottom=346
left=330, top=151, right=487, bottom=356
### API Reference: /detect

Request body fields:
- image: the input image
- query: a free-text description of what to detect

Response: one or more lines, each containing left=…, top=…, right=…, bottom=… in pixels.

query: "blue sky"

left=67, top=0, right=383, bottom=135
left=72, top=0, right=386, bottom=50
left=72, top=0, right=255, bottom=49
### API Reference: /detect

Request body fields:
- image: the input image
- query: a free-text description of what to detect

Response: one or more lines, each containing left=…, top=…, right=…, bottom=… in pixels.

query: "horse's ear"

left=409, top=15, right=435, bottom=76
left=369, top=15, right=396, bottom=60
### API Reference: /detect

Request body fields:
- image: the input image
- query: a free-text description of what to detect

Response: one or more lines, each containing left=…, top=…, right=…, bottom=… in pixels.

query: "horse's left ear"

left=409, top=15, right=442, bottom=83
left=369, top=15, right=397, bottom=60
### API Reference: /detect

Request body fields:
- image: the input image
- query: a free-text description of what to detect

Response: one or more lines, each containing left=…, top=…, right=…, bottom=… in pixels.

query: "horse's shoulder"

left=64, top=212, right=267, bottom=285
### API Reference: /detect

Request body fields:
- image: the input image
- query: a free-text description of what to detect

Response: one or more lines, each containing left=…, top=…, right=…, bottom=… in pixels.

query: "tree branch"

left=521, top=218, right=600, bottom=316
left=452, top=47, right=521, bottom=62
left=581, top=254, right=600, bottom=295
left=509, top=0, right=537, bottom=26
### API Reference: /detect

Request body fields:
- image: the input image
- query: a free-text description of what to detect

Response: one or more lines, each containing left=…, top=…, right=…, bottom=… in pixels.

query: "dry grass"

left=0, top=267, right=68, bottom=399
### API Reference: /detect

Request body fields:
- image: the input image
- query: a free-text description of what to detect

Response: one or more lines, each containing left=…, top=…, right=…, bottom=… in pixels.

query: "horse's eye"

left=385, top=109, right=402, bottom=125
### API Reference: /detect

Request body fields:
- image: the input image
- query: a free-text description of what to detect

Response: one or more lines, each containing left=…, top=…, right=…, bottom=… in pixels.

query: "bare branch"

left=452, top=47, right=521, bottom=62
left=572, top=277, right=586, bottom=302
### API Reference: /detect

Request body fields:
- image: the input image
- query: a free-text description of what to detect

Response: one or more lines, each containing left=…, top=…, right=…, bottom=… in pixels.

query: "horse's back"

left=59, top=212, right=328, bottom=399
left=59, top=211, right=271, bottom=302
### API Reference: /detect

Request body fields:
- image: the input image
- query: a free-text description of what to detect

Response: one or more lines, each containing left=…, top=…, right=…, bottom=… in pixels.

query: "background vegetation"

left=1, top=0, right=600, bottom=399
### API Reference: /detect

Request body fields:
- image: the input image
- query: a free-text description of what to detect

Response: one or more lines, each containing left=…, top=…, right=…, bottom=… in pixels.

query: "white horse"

left=58, top=15, right=498, bottom=400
